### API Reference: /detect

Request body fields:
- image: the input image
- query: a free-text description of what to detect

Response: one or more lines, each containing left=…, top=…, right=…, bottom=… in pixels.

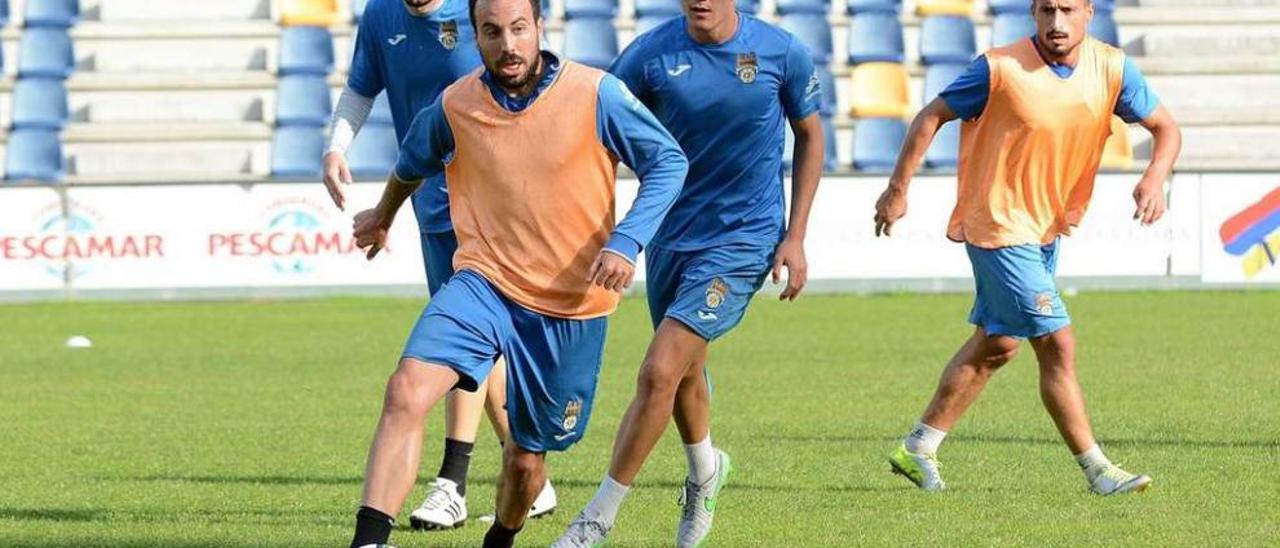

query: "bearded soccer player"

left=874, top=0, right=1181, bottom=495
left=554, top=0, right=824, bottom=545
left=343, top=0, right=688, bottom=544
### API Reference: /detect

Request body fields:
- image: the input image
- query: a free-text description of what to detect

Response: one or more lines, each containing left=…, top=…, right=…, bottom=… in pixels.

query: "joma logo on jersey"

left=736, top=53, right=758, bottom=84
left=438, top=20, right=459, bottom=50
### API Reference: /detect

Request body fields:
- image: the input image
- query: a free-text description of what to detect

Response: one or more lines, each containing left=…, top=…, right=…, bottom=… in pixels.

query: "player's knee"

left=502, top=451, right=543, bottom=488
left=383, top=367, right=431, bottom=418
left=981, top=337, right=1021, bottom=369
left=635, top=360, right=684, bottom=398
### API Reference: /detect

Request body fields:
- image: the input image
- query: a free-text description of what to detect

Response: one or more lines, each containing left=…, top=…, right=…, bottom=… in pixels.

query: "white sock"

left=582, top=475, right=629, bottom=528
left=1075, top=444, right=1112, bottom=480
left=684, top=436, right=717, bottom=485
left=904, top=421, right=947, bottom=455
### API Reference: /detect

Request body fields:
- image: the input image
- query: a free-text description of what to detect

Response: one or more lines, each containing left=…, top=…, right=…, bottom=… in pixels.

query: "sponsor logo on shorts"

left=561, top=399, right=582, bottom=432
left=1035, top=292, right=1055, bottom=315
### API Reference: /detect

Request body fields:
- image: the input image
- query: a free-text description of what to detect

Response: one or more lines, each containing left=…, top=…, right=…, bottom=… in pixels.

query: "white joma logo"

left=388, top=34, right=407, bottom=45
left=667, top=64, right=692, bottom=77
left=697, top=310, right=718, bottom=321
left=554, top=432, right=575, bottom=442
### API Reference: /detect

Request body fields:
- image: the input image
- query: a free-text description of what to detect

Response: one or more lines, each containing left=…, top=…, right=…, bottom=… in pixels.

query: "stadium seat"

left=914, top=0, right=973, bottom=17
left=635, top=14, right=677, bottom=35
left=780, top=14, right=833, bottom=65
left=845, top=0, right=900, bottom=14
left=347, top=124, right=399, bottom=178
left=991, top=12, right=1035, bottom=47
left=849, top=62, right=909, bottom=118
left=852, top=117, right=907, bottom=171
left=633, top=0, right=682, bottom=17
left=271, top=126, right=326, bottom=178
left=5, top=128, right=64, bottom=182
left=0, top=0, right=9, bottom=27
left=369, top=92, right=393, bottom=127
left=563, top=17, right=618, bottom=70
left=279, top=27, right=335, bottom=76
left=564, top=0, right=618, bottom=18
left=11, top=78, right=70, bottom=130
left=987, top=0, right=1030, bottom=14
left=275, top=75, right=333, bottom=127
left=736, top=0, right=761, bottom=14
left=1100, top=116, right=1133, bottom=169
left=776, top=0, right=829, bottom=15
left=925, top=120, right=960, bottom=168
left=817, top=65, right=837, bottom=116
left=847, top=12, right=905, bottom=65
left=920, top=16, right=976, bottom=66
left=18, top=28, right=74, bottom=79
left=351, top=0, right=368, bottom=21
left=1095, top=0, right=1116, bottom=13
left=1089, top=12, right=1120, bottom=47
left=923, top=63, right=966, bottom=103
left=23, top=0, right=79, bottom=28
left=279, top=0, right=339, bottom=27
left=822, top=116, right=838, bottom=173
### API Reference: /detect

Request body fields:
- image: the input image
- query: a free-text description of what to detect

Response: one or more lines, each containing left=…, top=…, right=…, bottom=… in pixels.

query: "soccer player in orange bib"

left=343, top=0, right=688, bottom=545
left=874, top=0, right=1182, bottom=495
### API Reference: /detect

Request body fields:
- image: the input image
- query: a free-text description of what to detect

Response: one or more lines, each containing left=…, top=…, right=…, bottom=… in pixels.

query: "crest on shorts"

left=438, top=20, right=459, bottom=50
left=705, top=278, right=729, bottom=309
left=736, top=53, right=758, bottom=84
left=562, top=399, right=582, bottom=431
left=1034, top=292, right=1055, bottom=315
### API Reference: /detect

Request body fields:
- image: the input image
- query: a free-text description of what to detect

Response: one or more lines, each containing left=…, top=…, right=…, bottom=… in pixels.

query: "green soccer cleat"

left=888, top=444, right=945, bottom=492
left=676, top=449, right=733, bottom=548
left=1089, top=464, right=1152, bottom=495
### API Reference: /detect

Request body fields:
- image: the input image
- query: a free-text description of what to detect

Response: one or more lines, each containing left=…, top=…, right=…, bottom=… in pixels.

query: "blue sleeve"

left=607, top=40, right=648, bottom=103
left=939, top=55, right=990, bottom=121
left=1114, top=56, right=1161, bottom=123
left=347, top=17, right=385, bottom=97
left=781, top=38, right=821, bottom=121
left=393, top=97, right=455, bottom=182
left=595, top=74, right=688, bottom=262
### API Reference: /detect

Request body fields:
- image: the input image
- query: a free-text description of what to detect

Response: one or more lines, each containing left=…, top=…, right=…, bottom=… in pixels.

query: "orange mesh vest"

left=949, top=37, right=1125, bottom=248
left=441, top=61, right=620, bottom=319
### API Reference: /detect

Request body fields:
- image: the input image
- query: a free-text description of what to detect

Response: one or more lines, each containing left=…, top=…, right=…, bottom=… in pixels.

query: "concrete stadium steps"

left=64, top=139, right=272, bottom=178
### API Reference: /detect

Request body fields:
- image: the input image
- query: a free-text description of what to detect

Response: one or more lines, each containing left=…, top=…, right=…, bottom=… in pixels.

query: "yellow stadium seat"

left=279, top=0, right=340, bottom=27
left=1100, top=116, right=1133, bottom=170
left=915, top=0, right=975, bottom=17
left=849, top=63, right=910, bottom=119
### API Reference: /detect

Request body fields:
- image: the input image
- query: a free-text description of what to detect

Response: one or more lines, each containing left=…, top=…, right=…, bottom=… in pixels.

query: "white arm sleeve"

left=326, top=87, right=377, bottom=155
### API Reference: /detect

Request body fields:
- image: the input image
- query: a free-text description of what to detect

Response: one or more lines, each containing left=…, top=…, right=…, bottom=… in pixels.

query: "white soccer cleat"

left=409, top=477, right=467, bottom=530
left=529, top=478, right=558, bottom=519
left=888, top=444, right=946, bottom=492
left=676, top=448, right=733, bottom=548
left=353, top=545, right=396, bottom=548
left=1089, top=464, right=1152, bottom=495
left=551, top=512, right=611, bottom=548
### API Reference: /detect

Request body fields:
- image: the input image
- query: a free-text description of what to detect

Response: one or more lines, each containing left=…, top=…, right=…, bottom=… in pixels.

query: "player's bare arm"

left=1132, top=104, right=1182, bottom=225
left=354, top=173, right=423, bottom=260
left=588, top=251, right=636, bottom=293
left=874, top=98, right=959, bottom=237
left=774, top=112, right=824, bottom=301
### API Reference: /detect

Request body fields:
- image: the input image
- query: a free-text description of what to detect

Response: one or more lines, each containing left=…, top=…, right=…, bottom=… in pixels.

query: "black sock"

left=350, top=506, right=394, bottom=548
left=437, top=438, right=474, bottom=496
left=481, top=522, right=523, bottom=548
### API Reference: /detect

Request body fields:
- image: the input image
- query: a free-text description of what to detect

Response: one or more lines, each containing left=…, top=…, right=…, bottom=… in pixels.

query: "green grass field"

left=1, top=291, right=1278, bottom=547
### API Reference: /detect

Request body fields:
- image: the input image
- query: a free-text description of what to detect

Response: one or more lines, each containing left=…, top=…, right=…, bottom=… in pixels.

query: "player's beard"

left=491, top=51, right=543, bottom=96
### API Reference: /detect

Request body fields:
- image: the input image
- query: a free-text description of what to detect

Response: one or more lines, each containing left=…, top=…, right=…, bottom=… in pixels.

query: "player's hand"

left=874, top=184, right=908, bottom=237
left=322, top=151, right=353, bottom=211
left=586, top=251, right=635, bottom=293
left=1132, top=179, right=1167, bottom=226
left=772, top=237, right=807, bottom=301
left=353, top=208, right=391, bottom=260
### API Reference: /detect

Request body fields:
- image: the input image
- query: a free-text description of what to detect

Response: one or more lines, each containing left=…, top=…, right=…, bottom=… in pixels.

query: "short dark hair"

left=467, top=0, right=542, bottom=31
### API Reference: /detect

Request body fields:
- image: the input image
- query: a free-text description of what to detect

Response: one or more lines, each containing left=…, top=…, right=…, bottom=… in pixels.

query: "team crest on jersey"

left=705, top=278, right=729, bottom=309
left=1034, top=292, right=1055, bottom=315
left=736, top=53, right=758, bottom=84
left=438, top=20, right=459, bottom=50
left=562, top=399, right=582, bottom=431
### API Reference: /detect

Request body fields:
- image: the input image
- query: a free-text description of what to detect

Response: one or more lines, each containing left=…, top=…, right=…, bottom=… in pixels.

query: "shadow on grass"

left=123, top=474, right=362, bottom=486
left=766, top=433, right=1280, bottom=450
left=0, top=507, right=104, bottom=523
left=118, top=475, right=897, bottom=494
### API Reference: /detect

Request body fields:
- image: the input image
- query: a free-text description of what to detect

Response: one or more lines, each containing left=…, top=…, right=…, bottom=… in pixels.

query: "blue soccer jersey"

left=348, top=0, right=481, bottom=234
left=609, top=13, right=823, bottom=252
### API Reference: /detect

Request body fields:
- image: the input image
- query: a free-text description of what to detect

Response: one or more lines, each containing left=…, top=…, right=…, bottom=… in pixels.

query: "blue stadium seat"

left=780, top=13, right=833, bottom=64
left=279, top=26, right=335, bottom=76
left=271, top=126, right=326, bottom=178
left=822, top=116, right=838, bottom=173
left=987, top=0, right=1029, bottom=14
left=920, top=15, right=976, bottom=65
left=816, top=65, right=836, bottom=116
left=0, top=0, right=9, bottom=27
left=351, top=0, right=368, bottom=21
left=347, top=124, right=399, bottom=178
left=563, top=17, right=618, bottom=70
left=852, top=117, right=906, bottom=172
left=776, top=0, right=829, bottom=15
left=991, top=12, right=1035, bottom=47
left=633, top=0, right=682, bottom=17
left=735, top=0, right=761, bottom=14
left=369, top=92, right=393, bottom=127
left=11, top=78, right=69, bottom=130
left=18, top=28, right=74, bottom=79
left=1089, top=12, right=1119, bottom=46
left=565, top=0, right=618, bottom=18
left=1095, top=0, right=1116, bottom=13
left=846, top=0, right=900, bottom=14
left=923, top=63, right=966, bottom=103
left=635, top=14, right=677, bottom=35
left=925, top=120, right=960, bottom=168
left=276, top=75, right=333, bottom=127
left=5, top=128, right=64, bottom=182
left=24, top=0, right=79, bottom=28
left=847, top=12, right=904, bottom=65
